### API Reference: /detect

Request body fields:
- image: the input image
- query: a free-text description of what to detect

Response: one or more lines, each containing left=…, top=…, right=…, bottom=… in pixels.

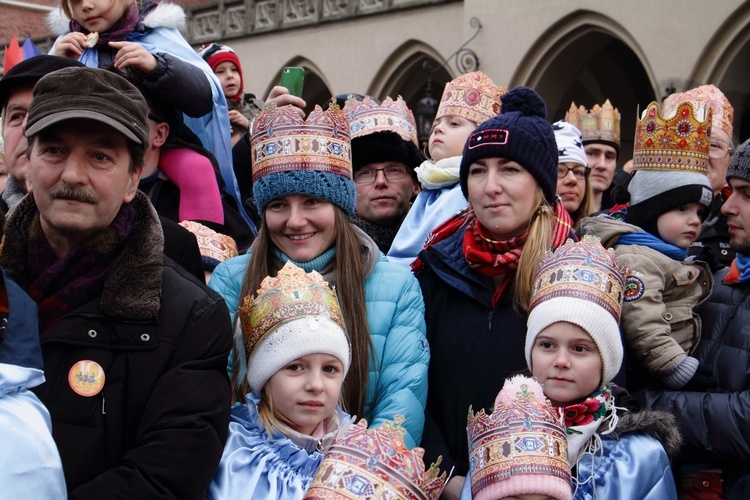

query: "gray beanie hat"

left=727, top=138, right=750, bottom=183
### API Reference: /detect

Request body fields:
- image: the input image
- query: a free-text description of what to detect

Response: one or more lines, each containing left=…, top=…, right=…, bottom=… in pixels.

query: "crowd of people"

left=2, top=0, right=750, bottom=499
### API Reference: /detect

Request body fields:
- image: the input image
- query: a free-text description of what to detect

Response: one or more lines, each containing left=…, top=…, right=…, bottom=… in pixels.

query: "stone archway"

left=263, top=57, right=333, bottom=113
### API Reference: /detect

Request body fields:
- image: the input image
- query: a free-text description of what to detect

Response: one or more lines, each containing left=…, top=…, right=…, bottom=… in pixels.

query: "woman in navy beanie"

left=412, top=87, right=575, bottom=497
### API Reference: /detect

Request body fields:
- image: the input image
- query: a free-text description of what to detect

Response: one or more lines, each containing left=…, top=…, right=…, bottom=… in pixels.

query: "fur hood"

left=611, top=409, right=683, bottom=460
left=47, top=1, right=186, bottom=36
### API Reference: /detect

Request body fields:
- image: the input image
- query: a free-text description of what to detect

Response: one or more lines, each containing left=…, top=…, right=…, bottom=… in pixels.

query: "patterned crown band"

left=632, top=101, right=711, bottom=174
left=344, top=95, right=419, bottom=146
left=530, top=236, right=624, bottom=323
left=662, top=84, right=733, bottom=138
left=564, top=99, right=621, bottom=147
left=467, top=376, right=570, bottom=499
left=435, top=71, right=507, bottom=125
left=238, top=262, right=345, bottom=356
left=304, top=415, right=447, bottom=500
left=250, top=103, right=352, bottom=183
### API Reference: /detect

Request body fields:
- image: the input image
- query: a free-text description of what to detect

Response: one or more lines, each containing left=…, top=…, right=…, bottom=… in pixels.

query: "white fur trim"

left=526, top=297, right=623, bottom=386
left=46, top=8, right=70, bottom=35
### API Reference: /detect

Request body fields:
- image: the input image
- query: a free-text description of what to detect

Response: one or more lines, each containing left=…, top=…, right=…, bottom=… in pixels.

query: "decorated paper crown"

left=564, top=99, right=621, bottom=148
left=467, top=376, right=571, bottom=500
left=250, top=103, right=352, bottom=183
left=663, top=84, right=733, bottom=138
left=304, top=415, right=447, bottom=500
left=343, top=95, right=419, bottom=146
left=435, top=71, right=507, bottom=125
left=178, top=220, right=238, bottom=270
left=530, top=235, right=624, bottom=323
left=632, top=100, right=711, bottom=174
left=238, top=261, right=345, bottom=355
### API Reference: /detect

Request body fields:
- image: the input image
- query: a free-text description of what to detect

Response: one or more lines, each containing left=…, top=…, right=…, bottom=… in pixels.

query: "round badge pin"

left=68, top=360, right=105, bottom=397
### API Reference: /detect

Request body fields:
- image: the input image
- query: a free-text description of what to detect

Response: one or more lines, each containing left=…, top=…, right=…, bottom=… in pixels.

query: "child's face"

left=214, top=61, right=241, bottom=98
left=266, top=353, right=344, bottom=435
left=656, top=202, right=704, bottom=248
left=530, top=322, right=602, bottom=406
left=428, top=115, right=476, bottom=162
left=70, top=0, right=128, bottom=34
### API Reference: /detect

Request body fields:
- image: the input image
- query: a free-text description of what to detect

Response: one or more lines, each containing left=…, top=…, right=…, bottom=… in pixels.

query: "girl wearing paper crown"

left=208, top=103, right=429, bottom=449
left=208, top=262, right=351, bottom=499
left=387, top=71, right=507, bottom=267
left=525, top=236, right=681, bottom=499
left=412, top=86, right=576, bottom=497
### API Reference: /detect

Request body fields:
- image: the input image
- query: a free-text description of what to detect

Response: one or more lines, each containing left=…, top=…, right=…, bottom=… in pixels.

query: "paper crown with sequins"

left=564, top=99, right=621, bottom=151
left=435, top=71, right=507, bottom=125
left=343, top=95, right=419, bottom=146
left=631, top=100, right=711, bottom=174
left=466, top=375, right=571, bottom=500
left=238, top=261, right=345, bottom=356
left=663, top=84, right=733, bottom=138
left=303, top=415, right=447, bottom=500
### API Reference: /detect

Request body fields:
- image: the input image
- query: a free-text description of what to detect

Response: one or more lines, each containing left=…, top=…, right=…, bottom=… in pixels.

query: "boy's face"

left=530, top=322, right=602, bottom=406
left=656, top=202, right=704, bottom=248
left=428, top=115, right=476, bottom=161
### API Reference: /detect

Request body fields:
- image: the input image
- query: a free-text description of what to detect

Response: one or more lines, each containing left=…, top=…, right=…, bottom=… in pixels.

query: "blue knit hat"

left=459, top=87, right=558, bottom=203
left=251, top=104, right=356, bottom=215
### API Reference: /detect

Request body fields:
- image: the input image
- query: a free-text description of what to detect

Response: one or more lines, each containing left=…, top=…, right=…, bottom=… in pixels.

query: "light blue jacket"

left=208, top=246, right=429, bottom=449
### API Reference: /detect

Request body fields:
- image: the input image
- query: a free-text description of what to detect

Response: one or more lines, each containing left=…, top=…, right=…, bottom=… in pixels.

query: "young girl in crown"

left=386, top=71, right=507, bottom=267
left=208, top=262, right=351, bottom=499
left=525, top=236, right=680, bottom=499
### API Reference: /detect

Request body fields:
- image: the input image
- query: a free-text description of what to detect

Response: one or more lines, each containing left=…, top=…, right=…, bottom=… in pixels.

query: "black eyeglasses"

left=354, top=165, right=409, bottom=184
left=557, top=164, right=590, bottom=180
left=709, top=138, right=734, bottom=159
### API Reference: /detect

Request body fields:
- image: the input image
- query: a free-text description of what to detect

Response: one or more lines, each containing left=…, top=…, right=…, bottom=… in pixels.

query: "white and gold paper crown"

left=467, top=376, right=571, bottom=500
left=632, top=100, right=711, bottom=174
left=303, top=415, right=447, bottom=500
left=343, top=95, right=419, bottom=146
left=250, top=103, right=352, bottom=183
left=238, top=262, right=344, bottom=356
left=663, top=84, right=733, bottom=138
left=435, top=71, right=507, bottom=125
left=565, top=100, right=621, bottom=148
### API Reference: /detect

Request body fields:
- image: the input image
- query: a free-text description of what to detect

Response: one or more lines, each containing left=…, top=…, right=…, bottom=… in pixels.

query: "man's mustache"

left=49, top=185, right=98, bottom=204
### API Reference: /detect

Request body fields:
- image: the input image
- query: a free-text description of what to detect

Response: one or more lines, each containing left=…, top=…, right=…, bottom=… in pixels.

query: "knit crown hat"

left=237, top=262, right=351, bottom=394
left=251, top=103, right=356, bottom=215
left=466, top=375, right=572, bottom=500
left=460, top=86, right=559, bottom=202
left=727, top=138, right=750, bottom=183
left=526, top=236, right=625, bottom=387
left=553, top=120, right=587, bottom=167
left=198, top=43, right=244, bottom=102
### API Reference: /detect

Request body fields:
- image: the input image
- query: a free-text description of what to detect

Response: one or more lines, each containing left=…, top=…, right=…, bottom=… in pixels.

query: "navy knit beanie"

left=459, top=87, right=558, bottom=203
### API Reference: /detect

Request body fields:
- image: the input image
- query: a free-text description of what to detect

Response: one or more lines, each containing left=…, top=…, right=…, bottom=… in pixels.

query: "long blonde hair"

left=233, top=207, right=373, bottom=418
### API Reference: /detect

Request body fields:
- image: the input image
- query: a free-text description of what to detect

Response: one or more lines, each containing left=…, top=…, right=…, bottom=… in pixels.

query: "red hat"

left=198, top=43, right=243, bottom=102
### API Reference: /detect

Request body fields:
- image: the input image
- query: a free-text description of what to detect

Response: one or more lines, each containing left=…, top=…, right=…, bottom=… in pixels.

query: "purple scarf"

left=69, top=2, right=140, bottom=48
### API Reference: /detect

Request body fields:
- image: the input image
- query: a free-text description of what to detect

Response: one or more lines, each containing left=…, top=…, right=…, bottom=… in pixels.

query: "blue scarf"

left=734, top=253, right=750, bottom=283
left=616, top=232, right=688, bottom=260
left=271, top=247, right=336, bottom=273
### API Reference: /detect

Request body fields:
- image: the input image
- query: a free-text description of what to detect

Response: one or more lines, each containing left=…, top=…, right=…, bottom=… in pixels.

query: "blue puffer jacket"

left=208, top=240, right=429, bottom=449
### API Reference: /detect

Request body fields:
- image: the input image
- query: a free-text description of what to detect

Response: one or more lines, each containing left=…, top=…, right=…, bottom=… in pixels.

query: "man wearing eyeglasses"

left=663, top=85, right=736, bottom=267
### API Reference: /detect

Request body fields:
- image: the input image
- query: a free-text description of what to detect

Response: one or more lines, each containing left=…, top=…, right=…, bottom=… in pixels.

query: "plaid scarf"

left=27, top=204, right=136, bottom=330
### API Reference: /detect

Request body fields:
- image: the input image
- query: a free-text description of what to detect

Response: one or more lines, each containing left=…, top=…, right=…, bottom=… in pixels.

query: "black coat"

left=0, top=192, right=233, bottom=499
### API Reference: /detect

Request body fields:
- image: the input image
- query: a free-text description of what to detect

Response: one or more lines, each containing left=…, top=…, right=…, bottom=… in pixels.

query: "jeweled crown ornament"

left=238, top=262, right=344, bottom=355
left=530, top=235, right=624, bottom=324
left=564, top=99, right=621, bottom=148
left=303, top=415, right=447, bottom=500
left=435, top=71, right=507, bottom=125
left=467, top=376, right=572, bottom=500
left=632, top=100, right=711, bottom=174
left=344, top=95, right=419, bottom=146
left=250, top=102, right=352, bottom=183
left=663, top=84, right=733, bottom=138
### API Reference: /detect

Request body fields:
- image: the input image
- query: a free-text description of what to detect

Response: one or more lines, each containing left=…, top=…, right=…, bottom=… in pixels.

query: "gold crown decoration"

left=238, top=262, right=345, bottom=356
left=250, top=102, right=352, bottom=183
left=303, top=415, right=447, bottom=500
left=530, top=236, right=624, bottom=324
left=343, top=95, right=419, bottom=146
left=435, top=71, right=507, bottom=125
left=467, top=376, right=571, bottom=500
left=663, top=84, right=734, bottom=138
left=564, top=99, right=621, bottom=147
left=632, top=100, right=711, bottom=174
left=178, top=220, right=238, bottom=267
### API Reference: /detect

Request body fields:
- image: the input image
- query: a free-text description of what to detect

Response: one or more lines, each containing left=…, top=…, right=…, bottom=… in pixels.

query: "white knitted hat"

left=553, top=120, right=587, bottom=167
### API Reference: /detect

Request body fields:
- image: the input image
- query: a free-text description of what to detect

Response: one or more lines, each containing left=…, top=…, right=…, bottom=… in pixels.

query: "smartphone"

left=280, top=67, right=305, bottom=98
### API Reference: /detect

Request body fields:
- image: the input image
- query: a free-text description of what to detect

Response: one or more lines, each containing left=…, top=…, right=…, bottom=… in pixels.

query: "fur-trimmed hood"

left=612, top=409, right=683, bottom=460
left=0, top=191, right=165, bottom=320
left=47, top=1, right=186, bottom=36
